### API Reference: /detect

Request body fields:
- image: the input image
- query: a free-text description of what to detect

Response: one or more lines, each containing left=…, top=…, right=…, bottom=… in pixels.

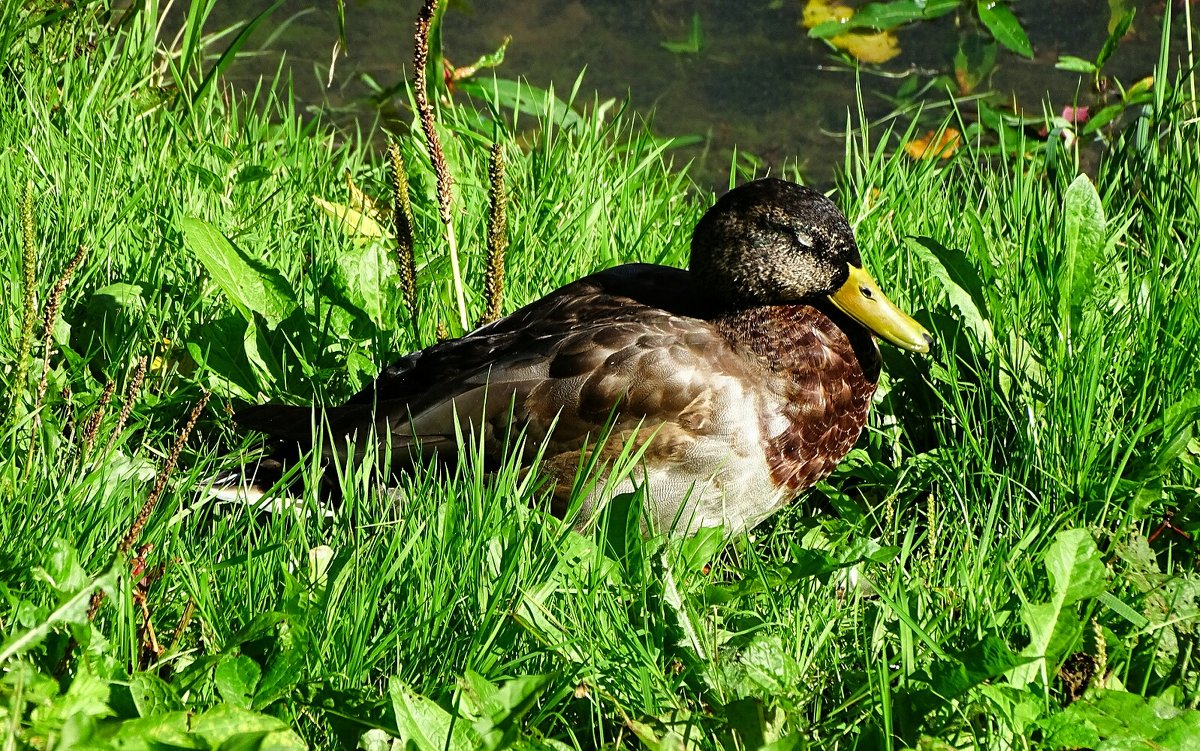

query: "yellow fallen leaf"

left=832, top=31, right=900, bottom=64
left=312, top=195, right=390, bottom=239
left=803, top=0, right=852, bottom=28
left=904, top=129, right=962, bottom=160
left=804, top=0, right=902, bottom=64
left=345, top=171, right=390, bottom=225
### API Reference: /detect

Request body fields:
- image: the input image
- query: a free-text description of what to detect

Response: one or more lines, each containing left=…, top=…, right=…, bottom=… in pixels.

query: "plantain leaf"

left=905, top=236, right=994, bottom=348
left=181, top=217, right=296, bottom=328
left=1009, top=528, right=1107, bottom=688
left=977, top=1, right=1033, bottom=58
left=214, top=654, right=262, bottom=709
left=1060, top=174, right=1106, bottom=337
left=1097, top=8, right=1135, bottom=69
left=1056, top=55, right=1096, bottom=74
left=389, top=677, right=479, bottom=751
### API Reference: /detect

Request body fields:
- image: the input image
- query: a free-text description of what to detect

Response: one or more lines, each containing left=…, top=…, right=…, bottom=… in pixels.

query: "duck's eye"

left=793, top=230, right=813, bottom=248
left=860, top=286, right=873, bottom=299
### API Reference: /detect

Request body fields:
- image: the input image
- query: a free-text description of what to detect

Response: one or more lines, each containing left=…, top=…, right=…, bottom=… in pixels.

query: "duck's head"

left=690, top=178, right=933, bottom=353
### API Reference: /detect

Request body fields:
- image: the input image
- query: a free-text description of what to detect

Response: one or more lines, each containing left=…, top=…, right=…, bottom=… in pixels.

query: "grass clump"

left=1, top=2, right=1199, bottom=750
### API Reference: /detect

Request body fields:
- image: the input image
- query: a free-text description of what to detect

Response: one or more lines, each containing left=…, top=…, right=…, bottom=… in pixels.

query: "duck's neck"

left=713, top=301, right=881, bottom=382
left=714, top=302, right=882, bottom=492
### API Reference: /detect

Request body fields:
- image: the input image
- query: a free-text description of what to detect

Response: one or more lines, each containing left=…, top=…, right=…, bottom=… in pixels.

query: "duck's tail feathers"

left=186, top=455, right=336, bottom=526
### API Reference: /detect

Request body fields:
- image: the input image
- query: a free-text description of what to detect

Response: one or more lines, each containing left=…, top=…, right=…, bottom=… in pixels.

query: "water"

left=208, top=0, right=1194, bottom=187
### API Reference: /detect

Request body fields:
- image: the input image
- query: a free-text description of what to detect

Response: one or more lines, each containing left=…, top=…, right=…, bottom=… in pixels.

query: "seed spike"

left=388, top=142, right=419, bottom=330
left=481, top=143, right=508, bottom=326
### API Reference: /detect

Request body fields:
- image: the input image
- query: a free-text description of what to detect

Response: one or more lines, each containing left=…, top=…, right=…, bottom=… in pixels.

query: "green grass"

left=2, top=2, right=1200, bottom=749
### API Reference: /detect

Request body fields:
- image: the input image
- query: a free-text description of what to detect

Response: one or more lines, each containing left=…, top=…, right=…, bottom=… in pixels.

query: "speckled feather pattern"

left=231, top=178, right=899, bottom=535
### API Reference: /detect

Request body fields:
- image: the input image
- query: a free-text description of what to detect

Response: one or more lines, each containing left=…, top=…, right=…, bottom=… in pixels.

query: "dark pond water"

left=208, top=1, right=1195, bottom=187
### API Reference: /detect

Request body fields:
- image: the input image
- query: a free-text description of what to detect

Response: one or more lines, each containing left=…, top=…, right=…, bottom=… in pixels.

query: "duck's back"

left=238, top=264, right=713, bottom=437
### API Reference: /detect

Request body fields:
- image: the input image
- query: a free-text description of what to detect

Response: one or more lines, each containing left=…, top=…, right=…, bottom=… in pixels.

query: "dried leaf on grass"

left=904, top=129, right=962, bottom=160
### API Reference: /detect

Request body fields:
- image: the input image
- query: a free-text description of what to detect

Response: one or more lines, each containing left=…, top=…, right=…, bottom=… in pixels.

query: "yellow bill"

left=829, top=264, right=932, bottom=353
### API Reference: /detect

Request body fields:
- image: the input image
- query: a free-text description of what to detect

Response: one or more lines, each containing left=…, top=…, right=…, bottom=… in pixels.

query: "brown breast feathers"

left=716, top=302, right=882, bottom=493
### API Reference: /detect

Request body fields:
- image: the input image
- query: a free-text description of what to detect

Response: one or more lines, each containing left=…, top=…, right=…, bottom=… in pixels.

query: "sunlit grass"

left=2, top=2, right=1199, bottom=749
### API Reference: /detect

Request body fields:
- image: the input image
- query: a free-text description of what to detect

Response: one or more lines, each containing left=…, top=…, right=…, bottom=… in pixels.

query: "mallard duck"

left=225, top=178, right=931, bottom=534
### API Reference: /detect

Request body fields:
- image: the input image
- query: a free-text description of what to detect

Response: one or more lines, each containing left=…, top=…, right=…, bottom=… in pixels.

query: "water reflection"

left=207, top=0, right=1192, bottom=188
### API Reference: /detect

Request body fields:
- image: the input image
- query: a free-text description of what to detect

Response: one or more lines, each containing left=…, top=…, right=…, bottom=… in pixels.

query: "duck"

left=224, top=178, right=932, bottom=535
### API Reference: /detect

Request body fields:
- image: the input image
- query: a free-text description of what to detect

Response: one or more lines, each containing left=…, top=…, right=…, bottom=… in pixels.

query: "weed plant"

left=1, top=2, right=1198, bottom=749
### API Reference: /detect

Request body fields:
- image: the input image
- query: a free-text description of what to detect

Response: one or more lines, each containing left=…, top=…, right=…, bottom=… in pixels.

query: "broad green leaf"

left=1161, top=390, right=1200, bottom=441
left=242, top=318, right=284, bottom=391
left=129, top=672, right=182, bottom=717
left=188, top=162, right=224, bottom=192
left=675, top=525, right=725, bottom=576
left=456, top=670, right=498, bottom=720
left=236, top=165, right=273, bottom=185
left=761, top=735, right=805, bottom=751
left=955, top=35, right=998, bottom=92
left=455, top=35, right=511, bottom=76
left=253, top=648, right=304, bottom=710
left=59, top=667, right=113, bottom=723
left=181, top=217, right=296, bottom=328
left=1081, top=102, right=1125, bottom=134
left=216, top=729, right=307, bottom=751
left=215, top=654, right=263, bottom=709
left=929, top=635, right=1027, bottom=700
left=187, top=316, right=260, bottom=401
left=190, top=704, right=301, bottom=748
left=737, top=633, right=803, bottom=695
left=662, top=13, right=703, bottom=54
left=807, top=20, right=852, bottom=39
left=1055, top=55, right=1097, bottom=74
left=1046, top=528, right=1107, bottom=604
left=905, top=236, right=994, bottom=348
left=32, top=538, right=89, bottom=595
left=471, top=674, right=555, bottom=747
left=1039, top=689, right=1200, bottom=750
left=1125, top=75, right=1154, bottom=100
left=854, top=0, right=959, bottom=28
left=725, top=692, right=794, bottom=750
left=1010, top=528, right=1106, bottom=688
left=1097, top=591, right=1149, bottom=629
left=389, top=676, right=479, bottom=751
left=90, top=282, right=145, bottom=310
left=1023, top=601, right=1086, bottom=672
left=1119, top=391, right=1200, bottom=491
left=1038, top=709, right=1101, bottom=749
left=981, top=684, right=1044, bottom=737
left=457, top=78, right=585, bottom=129
left=976, top=2, right=1033, bottom=58
left=1097, top=9, right=1135, bottom=69
left=1060, top=174, right=1106, bottom=336
left=0, top=563, right=120, bottom=663
left=478, top=674, right=554, bottom=724
left=626, top=719, right=686, bottom=751
left=331, top=240, right=399, bottom=331
left=109, top=711, right=198, bottom=749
